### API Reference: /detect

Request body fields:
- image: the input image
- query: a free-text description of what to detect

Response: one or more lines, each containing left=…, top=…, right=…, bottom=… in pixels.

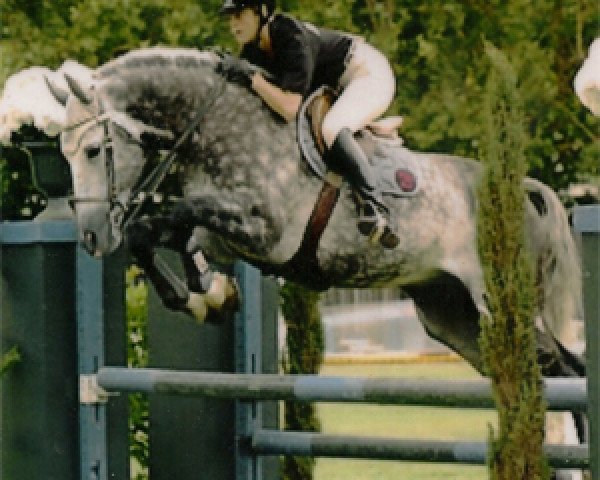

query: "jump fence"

left=1, top=205, right=599, bottom=480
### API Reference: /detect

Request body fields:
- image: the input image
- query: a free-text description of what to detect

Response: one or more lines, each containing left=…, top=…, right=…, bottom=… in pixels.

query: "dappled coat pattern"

left=55, top=48, right=582, bottom=379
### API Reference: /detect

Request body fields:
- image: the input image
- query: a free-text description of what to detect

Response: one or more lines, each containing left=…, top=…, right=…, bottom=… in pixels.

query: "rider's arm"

left=250, top=73, right=302, bottom=122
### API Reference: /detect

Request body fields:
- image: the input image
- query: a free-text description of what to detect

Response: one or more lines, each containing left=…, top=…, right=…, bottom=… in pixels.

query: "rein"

left=121, top=76, right=228, bottom=230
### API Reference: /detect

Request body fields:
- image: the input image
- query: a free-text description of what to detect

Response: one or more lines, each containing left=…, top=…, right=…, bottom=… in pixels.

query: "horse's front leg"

left=181, top=241, right=239, bottom=323
left=126, top=216, right=238, bottom=323
left=126, top=216, right=189, bottom=310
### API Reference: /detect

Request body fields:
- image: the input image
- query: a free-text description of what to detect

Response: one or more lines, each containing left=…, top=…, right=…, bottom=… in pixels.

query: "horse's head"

left=52, top=73, right=173, bottom=256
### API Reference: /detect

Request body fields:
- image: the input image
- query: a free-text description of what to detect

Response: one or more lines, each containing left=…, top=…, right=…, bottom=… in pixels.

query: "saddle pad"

left=297, top=88, right=422, bottom=197
left=359, top=131, right=422, bottom=197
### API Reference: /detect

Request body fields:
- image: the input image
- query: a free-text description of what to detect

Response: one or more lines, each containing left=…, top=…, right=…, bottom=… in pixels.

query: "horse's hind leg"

left=536, top=330, right=588, bottom=480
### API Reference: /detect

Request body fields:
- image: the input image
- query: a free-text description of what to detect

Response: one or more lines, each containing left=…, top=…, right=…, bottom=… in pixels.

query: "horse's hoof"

left=192, top=275, right=240, bottom=325
left=204, top=272, right=227, bottom=309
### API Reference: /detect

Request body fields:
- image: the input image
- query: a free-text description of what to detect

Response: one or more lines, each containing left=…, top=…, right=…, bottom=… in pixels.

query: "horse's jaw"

left=77, top=204, right=122, bottom=257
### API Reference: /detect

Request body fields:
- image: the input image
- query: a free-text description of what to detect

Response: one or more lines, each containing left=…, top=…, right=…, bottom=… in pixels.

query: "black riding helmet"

left=220, top=0, right=275, bottom=22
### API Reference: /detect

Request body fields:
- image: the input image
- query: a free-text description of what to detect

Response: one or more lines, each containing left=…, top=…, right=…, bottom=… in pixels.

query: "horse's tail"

left=527, top=179, right=583, bottom=363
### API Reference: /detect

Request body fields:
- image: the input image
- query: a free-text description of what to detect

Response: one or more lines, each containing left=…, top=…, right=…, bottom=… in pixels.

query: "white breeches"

left=322, top=41, right=396, bottom=148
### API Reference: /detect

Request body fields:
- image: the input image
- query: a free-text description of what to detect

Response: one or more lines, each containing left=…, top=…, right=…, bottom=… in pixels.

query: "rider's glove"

left=217, top=54, right=258, bottom=88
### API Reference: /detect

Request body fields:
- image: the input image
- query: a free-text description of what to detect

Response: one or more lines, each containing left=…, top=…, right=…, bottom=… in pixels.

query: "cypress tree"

left=477, top=43, right=550, bottom=480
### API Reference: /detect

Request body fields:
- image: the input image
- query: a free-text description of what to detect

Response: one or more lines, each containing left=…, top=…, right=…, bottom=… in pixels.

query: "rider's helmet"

left=220, top=0, right=275, bottom=20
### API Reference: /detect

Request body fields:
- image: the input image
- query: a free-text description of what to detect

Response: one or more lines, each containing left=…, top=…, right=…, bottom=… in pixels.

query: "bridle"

left=63, top=112, right=134, bottom=237
left=65, top=75, right=227, bottom=233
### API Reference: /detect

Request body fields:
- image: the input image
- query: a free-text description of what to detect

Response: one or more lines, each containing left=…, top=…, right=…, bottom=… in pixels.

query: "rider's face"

left=228, top=8, right=260, bottom=46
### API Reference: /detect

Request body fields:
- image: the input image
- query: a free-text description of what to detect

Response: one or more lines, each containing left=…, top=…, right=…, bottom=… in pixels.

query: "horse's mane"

left=91, top=47, right=227, bottom=129
left=95, top=47, right=219, bottom=80
left=89, top=45, right=285, bottom=167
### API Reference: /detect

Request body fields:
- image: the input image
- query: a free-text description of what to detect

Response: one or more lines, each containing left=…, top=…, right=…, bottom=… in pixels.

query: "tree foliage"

left=126, top=266, right=150, bottom=480
left=0, top=346, right=20, bottom=376
left=1, top=0, right=598, bottom=218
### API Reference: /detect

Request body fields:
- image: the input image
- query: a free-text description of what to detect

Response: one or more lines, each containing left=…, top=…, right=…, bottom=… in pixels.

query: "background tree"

left=2, top=0, right=598, bottom=218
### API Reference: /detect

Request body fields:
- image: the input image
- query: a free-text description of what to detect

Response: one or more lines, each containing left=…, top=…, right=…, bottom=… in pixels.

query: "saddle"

left=278, top=88, right=421, bottom=289
left=298, top=86, right=421, bottom=198
left=304, top=88, right=404, bottom=158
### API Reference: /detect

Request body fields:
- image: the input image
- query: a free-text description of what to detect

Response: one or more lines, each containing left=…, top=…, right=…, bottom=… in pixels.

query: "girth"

left=272, top=89, right=407, bottom=288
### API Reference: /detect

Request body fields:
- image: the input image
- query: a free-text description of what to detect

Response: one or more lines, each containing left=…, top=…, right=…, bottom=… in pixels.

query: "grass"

left=313, top=361, right=496, bottom=480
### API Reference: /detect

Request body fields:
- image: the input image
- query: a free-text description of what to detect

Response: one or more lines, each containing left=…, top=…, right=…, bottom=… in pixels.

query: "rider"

left=218, top=0, right=398, bottom=248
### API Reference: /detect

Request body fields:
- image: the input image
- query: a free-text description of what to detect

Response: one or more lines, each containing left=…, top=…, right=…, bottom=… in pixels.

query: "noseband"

left=66, top=75, right=227, bottom=232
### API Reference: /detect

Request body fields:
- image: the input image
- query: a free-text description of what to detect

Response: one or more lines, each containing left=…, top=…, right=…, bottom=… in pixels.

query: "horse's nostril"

left=83, top=230, right=97, bottom=254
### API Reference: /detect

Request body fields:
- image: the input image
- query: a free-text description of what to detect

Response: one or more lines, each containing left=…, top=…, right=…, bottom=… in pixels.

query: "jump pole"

left=97, top=368, right=587, bottom=411
left=248, top=430, right=588, bottom=469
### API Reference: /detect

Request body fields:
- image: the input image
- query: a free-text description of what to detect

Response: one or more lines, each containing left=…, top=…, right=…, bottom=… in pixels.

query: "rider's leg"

left=322, top=41, right=398, bottom=247
left=328, top=126, right=388, bottom=216
left=322, top=41, right=395, bottom=146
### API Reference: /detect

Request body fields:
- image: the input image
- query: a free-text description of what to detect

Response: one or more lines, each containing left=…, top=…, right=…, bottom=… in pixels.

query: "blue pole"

left=77, top=247, right=108, bottom=480
left=234, top=261, right=265, bottom=480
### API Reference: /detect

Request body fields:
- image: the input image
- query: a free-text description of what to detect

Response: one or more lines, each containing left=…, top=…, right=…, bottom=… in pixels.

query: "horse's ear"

left=44, top=75, right=69, bottom=106
left=64, top=73, right=93, bottom=105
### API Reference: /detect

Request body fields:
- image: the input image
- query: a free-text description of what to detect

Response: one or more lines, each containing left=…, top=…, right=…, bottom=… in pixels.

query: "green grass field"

left=313, top=361, right=496, bottom=480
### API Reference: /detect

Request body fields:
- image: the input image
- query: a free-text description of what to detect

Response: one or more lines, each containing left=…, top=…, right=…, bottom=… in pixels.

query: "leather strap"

left=280, top=172, right=342, bottom=290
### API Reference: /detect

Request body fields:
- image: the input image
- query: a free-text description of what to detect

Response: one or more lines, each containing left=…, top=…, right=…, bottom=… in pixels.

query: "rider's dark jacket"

left=241, top=14, right=353, bottom=97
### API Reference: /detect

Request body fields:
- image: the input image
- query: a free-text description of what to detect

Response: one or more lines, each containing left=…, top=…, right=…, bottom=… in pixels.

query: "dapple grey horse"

left=47, top=47, right=583, bottom=382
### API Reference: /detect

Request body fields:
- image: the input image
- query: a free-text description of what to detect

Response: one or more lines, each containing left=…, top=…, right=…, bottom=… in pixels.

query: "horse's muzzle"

left=76, top=202, right=122, bottom=256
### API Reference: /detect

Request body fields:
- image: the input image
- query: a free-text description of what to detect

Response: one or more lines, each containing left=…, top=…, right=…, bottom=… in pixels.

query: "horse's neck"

left=184, top=83, right=305, bottom=183
left=109, top=67, right=314, bottom=215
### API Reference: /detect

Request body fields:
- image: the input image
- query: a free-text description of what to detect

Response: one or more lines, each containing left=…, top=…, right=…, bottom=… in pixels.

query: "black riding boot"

left=329, top=128, right=399, bottom=248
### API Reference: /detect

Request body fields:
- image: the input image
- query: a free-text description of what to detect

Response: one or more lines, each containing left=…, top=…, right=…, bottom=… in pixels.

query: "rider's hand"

left=216, top=54, right=258, bottom=88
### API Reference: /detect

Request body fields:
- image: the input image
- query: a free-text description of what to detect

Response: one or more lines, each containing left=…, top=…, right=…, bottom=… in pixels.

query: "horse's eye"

left=84, top=145, right=101, bottom=159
